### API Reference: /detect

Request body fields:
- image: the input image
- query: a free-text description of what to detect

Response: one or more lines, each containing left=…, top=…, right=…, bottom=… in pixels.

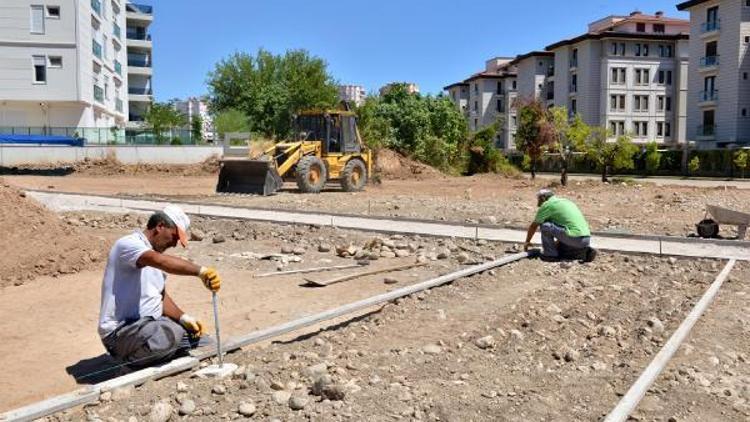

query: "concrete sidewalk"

left=28, top=190, right=750, bottom=261
left=535, top=173, right=750, bottom=189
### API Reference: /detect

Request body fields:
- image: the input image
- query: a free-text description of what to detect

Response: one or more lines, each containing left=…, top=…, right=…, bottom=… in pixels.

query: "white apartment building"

left=173, top=96, right=214, bottom=141
left=379, top=82, right=420, bottom=96
left=338, top=85, right=367, bottom=107
left=444, top=58, right=518, bottom=149
left=677, top=0, right=750, bottom=147
left=125, top=2, right=153, bottom=125
left=0, top=0, right=129, bottom=132
left=546, top=11, right=690, bottom=145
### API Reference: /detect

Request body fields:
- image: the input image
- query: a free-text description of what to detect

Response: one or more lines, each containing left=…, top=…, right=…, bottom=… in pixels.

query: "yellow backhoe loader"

left=216, top=110, right=372, bottom=195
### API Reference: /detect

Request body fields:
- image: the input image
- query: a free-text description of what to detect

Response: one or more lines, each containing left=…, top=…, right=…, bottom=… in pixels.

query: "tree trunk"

left=681, top=144, right=689, bottom=177
left=531, top=162, right=536, bottom=179
left=601, top=166, right=609, bottom=183
left=561, top=161, right=568, bottom=186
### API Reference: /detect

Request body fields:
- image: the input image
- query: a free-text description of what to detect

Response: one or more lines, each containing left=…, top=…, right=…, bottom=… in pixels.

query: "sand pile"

left=374, top=149, right=443, bottom=180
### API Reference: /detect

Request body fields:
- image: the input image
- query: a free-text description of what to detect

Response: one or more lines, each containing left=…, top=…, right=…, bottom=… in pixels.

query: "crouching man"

left=98, top=205, right=222, bottom=368
left=523, top=189, right=597, bottom=262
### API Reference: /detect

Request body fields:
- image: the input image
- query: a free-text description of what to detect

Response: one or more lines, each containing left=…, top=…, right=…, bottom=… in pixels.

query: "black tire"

left=696, top=218, right=720, bottom=238
left=295, top=156, right=327, bottom=193
left=340, top=159, right=367, bottom=192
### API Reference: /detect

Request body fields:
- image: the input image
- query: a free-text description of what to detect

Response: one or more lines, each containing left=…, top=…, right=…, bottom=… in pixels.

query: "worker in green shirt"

left=523, top=189, right=597, bottom=262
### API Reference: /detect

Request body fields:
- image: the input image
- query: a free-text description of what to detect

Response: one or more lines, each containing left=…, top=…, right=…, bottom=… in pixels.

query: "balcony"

left=126, top=32, right=152, bottom=49
left=92, top=40, right=102, bottom=60
left=126, top=3, right=153, bottom=24
left=701, top=19, right=720, bottom=34
left=94, top=85, right=104, bottom=103
left=127, top=55, right=152, bottom=75
left=699, top=90, right=719, bottom=104
left=699, top=55, right=719, bottom=70
left=126, top=3, right=152, bottom=14
left=129, top=86, right=152, bottom=102
left=697, top=124, right=716, bottom=139
left=91, top=0, right=101, bottom=16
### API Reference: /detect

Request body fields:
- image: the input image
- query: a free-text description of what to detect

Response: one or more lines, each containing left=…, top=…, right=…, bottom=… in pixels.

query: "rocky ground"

left=40, top=253, right=745, bottom=421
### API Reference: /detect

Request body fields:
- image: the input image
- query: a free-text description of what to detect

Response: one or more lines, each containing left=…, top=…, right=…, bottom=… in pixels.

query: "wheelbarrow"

left=696, top=204, right=750, bottom=239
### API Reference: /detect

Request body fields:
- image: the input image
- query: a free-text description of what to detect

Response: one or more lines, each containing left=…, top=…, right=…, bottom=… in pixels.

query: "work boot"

left=583, top=247, right=597, bottom=263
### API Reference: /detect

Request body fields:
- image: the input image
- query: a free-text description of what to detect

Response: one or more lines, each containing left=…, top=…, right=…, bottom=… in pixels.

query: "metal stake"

left=212, top=291, right=223, bottom=367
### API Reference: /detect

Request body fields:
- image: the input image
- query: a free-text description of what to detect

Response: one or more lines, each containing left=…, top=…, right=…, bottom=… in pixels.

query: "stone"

left=289, top=395, right=309, bottom=410
left=318, top=244, right=332, bottom=253
left=212, top=235, right=225, bottom=244
left=190, top=229, right=205, bottom=242
left=272, top=390, right=292, bottom=404
left=212, top=384, right=226, bottom=395
left=474, top=335, right=495, bottom=350
left=271, top=380, right=286, bottom=391
left=647, top=317, right=665, bottom=335
left=564, top=349, right=580, bottom=362
left=238, top=401, right=256, bottom=417
left=416, top=255, right=429, bottom=264
left=304, top=363, right=328, bottom=378
left=480, top=216, right=498, bottom=225
left=456, top=252, right=470, bottom=263
left=384, top=277, right=400, bottom=285
left=176, top=381, right=189, bottom=393
left=178, top=399, right=196, bottom=416
left=380, top=251, right=397, bottom=258
left=422, top=344, right=443, bottom=355
left=110, top=385, right=134, bottom=401
left=599, top=326, right=617, bottom=337
left=293, top=247, right=306, bottom=255
left=437, top=249, right=451, bottom=260
left=395, top=249, right=410, bottom=258
left=232, top=231, right=246, bottom=241
left=99, top=391, right=112, bottom=402
left=281, top=245, right=294, bottom=254
left=148, top=401, right=173, bottom=422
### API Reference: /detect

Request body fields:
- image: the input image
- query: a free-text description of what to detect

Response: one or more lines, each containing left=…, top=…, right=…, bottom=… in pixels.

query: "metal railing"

left=128, top=87, right=152, bottom=95
left=92, top=40, right=102, bottom=59
left=91, top=0, right=101, bottom=15
left=126, top=3, right=153, bottom=14
left=700, top=90, right=719, bottom=102
left=700, top=55, right=720, bottom=67
left=701, top=19, right=720, bottom=33
left=128, top=55, right=151, bottom=67
left=697, top=124, right=716, bottom=137
left=126, top=32, right=152, bottom=41
left=93, top=85, right=104, bottom=103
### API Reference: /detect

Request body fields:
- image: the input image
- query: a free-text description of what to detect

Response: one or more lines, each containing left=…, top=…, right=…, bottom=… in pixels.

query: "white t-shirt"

left=98, top=230, right=167, bottom=338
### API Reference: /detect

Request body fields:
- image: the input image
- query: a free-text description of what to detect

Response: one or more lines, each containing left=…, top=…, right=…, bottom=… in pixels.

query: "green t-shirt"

left=534, top=196, right=591, bottom=237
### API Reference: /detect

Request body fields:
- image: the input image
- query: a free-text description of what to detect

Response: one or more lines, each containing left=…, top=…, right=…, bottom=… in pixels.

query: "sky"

left=148, top=0, right=689, bottom=102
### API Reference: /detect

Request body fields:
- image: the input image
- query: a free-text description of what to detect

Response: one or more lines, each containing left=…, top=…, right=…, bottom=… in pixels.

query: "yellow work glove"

left=179, top=314, right=205, bottom=337
left=199, top=266, right=221, bottom=292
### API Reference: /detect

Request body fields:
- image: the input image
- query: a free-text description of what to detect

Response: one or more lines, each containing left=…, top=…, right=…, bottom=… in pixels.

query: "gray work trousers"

left=540, top=222, right=591, bottom=258
left=101, top=316, right=201, bottom=368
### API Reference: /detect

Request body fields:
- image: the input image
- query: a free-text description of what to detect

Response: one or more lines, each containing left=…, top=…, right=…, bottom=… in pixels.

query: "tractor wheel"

left=296, top=156, right=327, bottom=193
left=340, top=159, right=367, bottom=192
left=696, top=218, right=720, bottom=238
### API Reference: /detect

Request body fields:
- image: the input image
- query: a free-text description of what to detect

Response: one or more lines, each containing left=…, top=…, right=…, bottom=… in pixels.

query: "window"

left=611, top=67, right=626, bottom=84
left=473, top=84, right=478, bottom=94
left=610, top=95, right=625, bottom=111
left=657, top=122, right=671, bottom=137
left=658, top=70, right=673, bottom=85
left=743, top=109, right=748, bottom=117
left=744, top=72, right=748, bottom=80
left=704, top=75, right=716, bottom=94
left=653, top=24, right=665, bottom=33
left=611, top=42, right=618, bottom=55
left=474, top=118, right=478, bottom=129
left=473, top=100, right=478, bottom=111
left=634, top=121, right=649, bottom=137
left=496, top=99, right=504, bottom=113
left=635, top=68, right=650, bottom=85
left=511, top=80, right=517, bottom=90
left=637, top=22, right=646, bottom=32
left=48, top=56, right=62, bottom=68
left=571, top=74, right=577, bottom=92
left=570, top=99, right=577, bottom=114
left=30, top=5, right=45, bottom=34
left=609, top=121, right=625, bottom=136
left=634, top=95, right=649, bottom=112
left=571, top=49, right=578, bottom=67
left=746, top=36, right=750, bottom=44
left=658, top=96, right=672, bottom=112
left=658, top=45, right=674, bottom=58
left=46, top=6, right=60, bottom=18
left=635, top=43, right=649, bottom=57
left=32, top=55, right=46, bottom=83
left=497, top=81, right=502, bottom=94
left=512, top=116, right=517, bottom=126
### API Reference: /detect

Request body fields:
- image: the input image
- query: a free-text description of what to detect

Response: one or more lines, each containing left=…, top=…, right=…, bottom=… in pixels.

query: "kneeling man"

left=523, top=189, right=596, bottom=262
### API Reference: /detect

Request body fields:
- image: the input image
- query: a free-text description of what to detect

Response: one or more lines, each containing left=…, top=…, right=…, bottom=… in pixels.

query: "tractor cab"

left=296, top=111, right=361, bottom=154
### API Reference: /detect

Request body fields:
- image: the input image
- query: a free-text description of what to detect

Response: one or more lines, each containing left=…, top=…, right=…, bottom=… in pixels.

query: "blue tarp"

left=0, top=134, right=84, bottom=147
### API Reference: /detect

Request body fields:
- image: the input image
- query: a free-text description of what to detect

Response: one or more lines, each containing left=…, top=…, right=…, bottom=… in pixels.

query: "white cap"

left=162, top=205, right=190, bottom=247
left=536, top=189, right=555, bottom=200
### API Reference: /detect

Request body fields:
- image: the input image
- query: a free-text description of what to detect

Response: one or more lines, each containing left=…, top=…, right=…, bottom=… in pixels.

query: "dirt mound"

left=374, top=149, right=444, bottom=180
left=0, top=180, right=106, bottom=287
left=72, top=155, right=221, bottom=176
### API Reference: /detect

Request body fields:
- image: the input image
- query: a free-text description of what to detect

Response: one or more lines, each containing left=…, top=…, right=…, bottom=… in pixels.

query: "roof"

left=676, top=0, right=712, bottom=10
left=463, top=70, right=517, bottom=82
left=443, top=82, right=469, bottom=90
left=508, top=51, right=554, bottom=66
left=546, top=31, right=689, bottom=51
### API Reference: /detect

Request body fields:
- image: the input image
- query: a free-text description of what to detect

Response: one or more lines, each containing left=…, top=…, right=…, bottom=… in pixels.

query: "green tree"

left=144, top=102, right=187, bottom=144
left=644, top=141, right=662, bottom=176
left=582, top=128, right=638, bottom=182
left=214, top=108, right=250, bottom=140
left=207, top=48, right=339, bottom=138
left=515, top=98, right=555, bottom=179
left=734, top=150, right=749, bottom=178
left=547, top=107, right=589, bottom=186
left=688, top=156, right=701, bottom=175
left=190, top=114, right=204, bottom=143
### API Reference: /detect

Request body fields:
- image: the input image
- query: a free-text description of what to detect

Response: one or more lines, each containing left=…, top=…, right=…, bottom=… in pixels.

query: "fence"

left=0, top=127, right=216, bottom=146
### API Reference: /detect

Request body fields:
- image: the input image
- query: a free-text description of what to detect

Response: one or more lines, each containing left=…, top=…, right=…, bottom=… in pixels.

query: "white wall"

left=0, top=145, right=223, bottom=166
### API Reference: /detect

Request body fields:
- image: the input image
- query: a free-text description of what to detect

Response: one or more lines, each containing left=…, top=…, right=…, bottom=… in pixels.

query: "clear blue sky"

left=148, top=0, right=688, bottom=102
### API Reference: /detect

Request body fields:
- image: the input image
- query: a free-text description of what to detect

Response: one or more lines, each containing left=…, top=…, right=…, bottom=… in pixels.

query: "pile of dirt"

left=71, top=155, right=221, bottom=176
left=0, top=180, right=107, bottom=287
left=374, top=149, right=444, bottom=180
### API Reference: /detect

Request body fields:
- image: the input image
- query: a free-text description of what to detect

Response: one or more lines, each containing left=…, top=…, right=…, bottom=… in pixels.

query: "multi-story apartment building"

left=379, top=82, right=420, bottom=96
left=444, top=58, right=518, bottom=149
left=0, top=0, right=130, bottom=131
left=546, top=11, right=690, bottom=145
left=338, top=85, right=367, bottom=107
left=677, top=0, right=750, bottom=147
left=125, top=2, right=153, bottom=125
left=173, top=96, right=214, bottom=141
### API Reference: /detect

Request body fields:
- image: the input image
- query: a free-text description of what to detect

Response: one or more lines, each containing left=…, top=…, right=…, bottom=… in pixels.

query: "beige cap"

left=163, top=205, right=190, bottom=247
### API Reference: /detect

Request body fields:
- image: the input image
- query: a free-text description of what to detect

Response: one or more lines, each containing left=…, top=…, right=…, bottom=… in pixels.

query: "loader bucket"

left=216, top=159, right=284, bottom=195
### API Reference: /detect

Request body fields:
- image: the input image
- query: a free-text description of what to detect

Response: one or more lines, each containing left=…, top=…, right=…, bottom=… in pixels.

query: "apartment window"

left=658, top=95, right=672, bottom=112
left=104, top=75, right=110, bottom=100
left=496, top=99, right=504, bottom=113
left=707, top=6, right=718, bottom=26
left=496, top=81, right=502, bottom=94
left=474, top=84, right=478, bottom=94
left=570, top=99, right=577, bottom=114
left=474, top=118, right=478, bottom=129
left=653, top=24, right=665, bottom=33
left=745, top=36, right=750, bottom=44
left=634, top=121, right=649, bottom=137
left=46, top=6, right=60, bottom=18
left=704, top=75, right=716, bottom=94
left=512, top=116, right=517, bottom=126
left=610, top=95, right=625, bottom=111
left=511, top=80, right=517, bottom=90
left=609, top=121, right=625, bottom=136
left=657, top=122, right=671, bottom=137
left=636, top=22, right=646, bottom=32
left=658, top=70, right=673, bottom=85
left=32, top=55, right=46, bottom=83
left=473, top=100, right=478, bottom=111
left=611, top=42, right=618, bottom=55
left=744, top=72, right=748, bottom=80
left=634, top=95, right=649, bottom=112
left=48, top=56, right=62, bottom=68
left=571, top=48, right=578, bottom=67
left=611, top=67, right=626, bottom=84
left=30, top=5, right=45, bottom=34
left=658, top=45, right=674, bottom=58
left=571, top=74, right=578, bottom=92
left=635, top=68, right=650, bottom=85
left=635, top=43, right=649, bottom=57
left=743, top=109, right=748, bottom=117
